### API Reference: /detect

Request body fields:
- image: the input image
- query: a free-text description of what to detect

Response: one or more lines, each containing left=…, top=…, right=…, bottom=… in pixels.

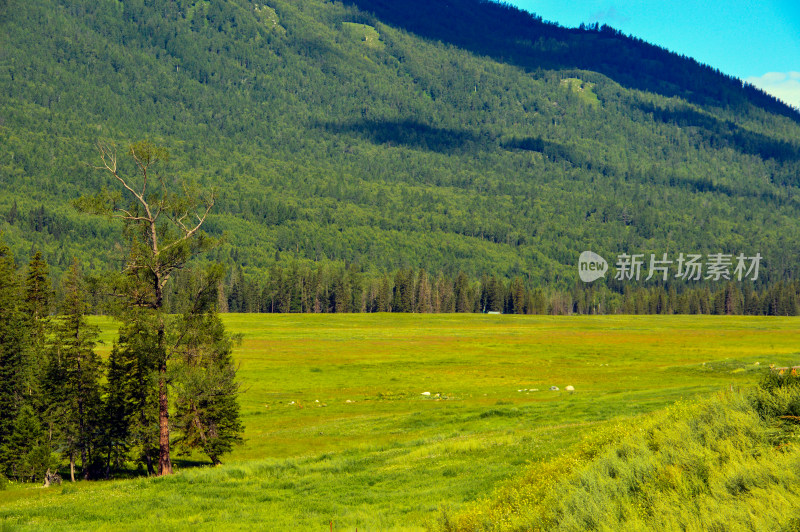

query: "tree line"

left=175, top=262, right=799, bottom=316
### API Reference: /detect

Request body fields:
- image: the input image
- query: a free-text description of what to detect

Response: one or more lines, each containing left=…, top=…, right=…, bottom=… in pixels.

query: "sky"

left=506, top=0, right=800, bottom=109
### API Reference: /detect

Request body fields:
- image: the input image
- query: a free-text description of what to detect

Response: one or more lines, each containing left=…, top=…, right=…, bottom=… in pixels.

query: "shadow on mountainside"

left=342, top=0, right=800, bottom=123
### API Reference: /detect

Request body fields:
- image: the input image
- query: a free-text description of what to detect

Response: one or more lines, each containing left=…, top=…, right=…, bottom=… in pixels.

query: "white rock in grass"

left=550, top=386, right=559, bottom=391
left=565, top=385, right=575, bottom=392
left=421, top=391, right=431, bottom=396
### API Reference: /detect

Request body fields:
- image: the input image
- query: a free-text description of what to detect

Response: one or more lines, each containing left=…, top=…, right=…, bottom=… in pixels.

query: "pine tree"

left=105, top=311, right=161, bottom=476
left=50, top=261, right=103, bottom=480
left=171, top=268, right=243, bottom=465
left=0, top=239, right=29, bottom=474
left=22, top=251, right=52, bottom=413
left=5, top=404, right=50, bottom=482
left=377, top=273, right=392, bottom=312
left=415, top=269, right=432, bottom=313
left=454, top=271, right=471, bottom=313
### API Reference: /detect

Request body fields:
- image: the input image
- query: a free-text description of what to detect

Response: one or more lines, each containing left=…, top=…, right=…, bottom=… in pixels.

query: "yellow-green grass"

left=226, top=314, right=798, bottom=459
left=444, top=389, right=800, bottom=531
left=341, top=22, right=384, bottom=50
left=561, top=77, right=600, bottom=106
left=1, top=315, right=798, bottom=530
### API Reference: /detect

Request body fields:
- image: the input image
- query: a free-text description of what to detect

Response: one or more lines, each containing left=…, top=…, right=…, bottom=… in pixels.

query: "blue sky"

left=506, top=0, right=800, bottom=108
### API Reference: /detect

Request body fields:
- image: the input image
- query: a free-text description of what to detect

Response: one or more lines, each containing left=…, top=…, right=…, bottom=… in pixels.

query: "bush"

left=750, top=371, right=800, bottom=445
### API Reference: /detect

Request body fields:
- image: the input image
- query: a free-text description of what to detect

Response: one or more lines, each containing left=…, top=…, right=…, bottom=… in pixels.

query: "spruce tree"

left=171, top=267, right=243, bottom=465
left=0, top=239, right=29, bottom=475
left=510, top=277, right=526, bottom=314
left=104, top=310, right=161, bottom=476
left=49, top=261, right=103, bottom=480
left=415, top=269, right=432, bottom=313
left=22, top=251, right=53, bottom=413
left=101, top=344, right=133, bottom=477
left=24, top=251, right=52, bottom=322
left=5, top=404, right=50, bottom=482
left=1, top=250, right=59, bottom=483
left=377, top=273, right=392, bottom=312
left=454, top=272, right=471, bottom=313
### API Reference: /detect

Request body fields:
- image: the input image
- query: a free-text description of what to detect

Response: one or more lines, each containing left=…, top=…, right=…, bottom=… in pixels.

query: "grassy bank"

left=443, top=381, right=800, bottom=531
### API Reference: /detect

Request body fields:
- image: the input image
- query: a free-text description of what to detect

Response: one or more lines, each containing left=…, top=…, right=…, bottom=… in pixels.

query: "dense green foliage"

left=171, top=269, right=244, bottom=466
left=0, top=241, right=242, bottom=482
left=0, top=243, right=30, bottom=462
left=347, top=0, right=799, bottom=121
left=444, top=377, right=800, bottom=531
left=76, top=139, right=242, bottom=476
left=45, top=260, right=104, bottom=481
left=199, top=261, right=800, bottom=315
left=104, top=310, right=162, bottom=476
left=0, top=246, right=53, bottom=483
left=2, top=0, right=800, bottom=288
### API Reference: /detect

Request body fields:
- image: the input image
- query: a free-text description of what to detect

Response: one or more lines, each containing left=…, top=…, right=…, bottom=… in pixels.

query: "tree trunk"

left=78, top=376, right=87, bottom=479
left=81, top=446, right=88, bottom=480
left=157, top=366, right=172, bottom=476
left=70, top=454, right=75, bottom=483
left=152, top=272, right=172, bottom=477
left=75, top=318, right=89, bottom=480
left=156, top=309, right=172, bottom=476
left=105, top=445, right=111, bottom=480
left=144, top=450, right=155, bottom=476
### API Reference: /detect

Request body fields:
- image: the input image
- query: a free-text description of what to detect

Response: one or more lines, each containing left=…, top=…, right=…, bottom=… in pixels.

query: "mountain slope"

left=1, top=0, right=799, bottom=285
left=344, top=0, right=800, bottom=122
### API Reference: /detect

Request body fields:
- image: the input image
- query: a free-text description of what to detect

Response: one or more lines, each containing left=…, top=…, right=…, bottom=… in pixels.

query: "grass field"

left=1, top=314, right=798, bottom=530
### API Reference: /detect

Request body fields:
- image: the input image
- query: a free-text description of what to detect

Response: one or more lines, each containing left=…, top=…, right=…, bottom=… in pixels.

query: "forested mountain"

left=2, top=0, right=800, bottom=289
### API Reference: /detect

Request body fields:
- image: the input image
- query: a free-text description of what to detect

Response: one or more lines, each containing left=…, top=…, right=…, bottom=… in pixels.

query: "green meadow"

left=1, top=315, right=798, bottom=530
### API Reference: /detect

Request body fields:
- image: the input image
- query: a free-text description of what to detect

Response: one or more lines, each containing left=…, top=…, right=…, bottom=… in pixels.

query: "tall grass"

left=444, top=377, right=800, bottom=531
